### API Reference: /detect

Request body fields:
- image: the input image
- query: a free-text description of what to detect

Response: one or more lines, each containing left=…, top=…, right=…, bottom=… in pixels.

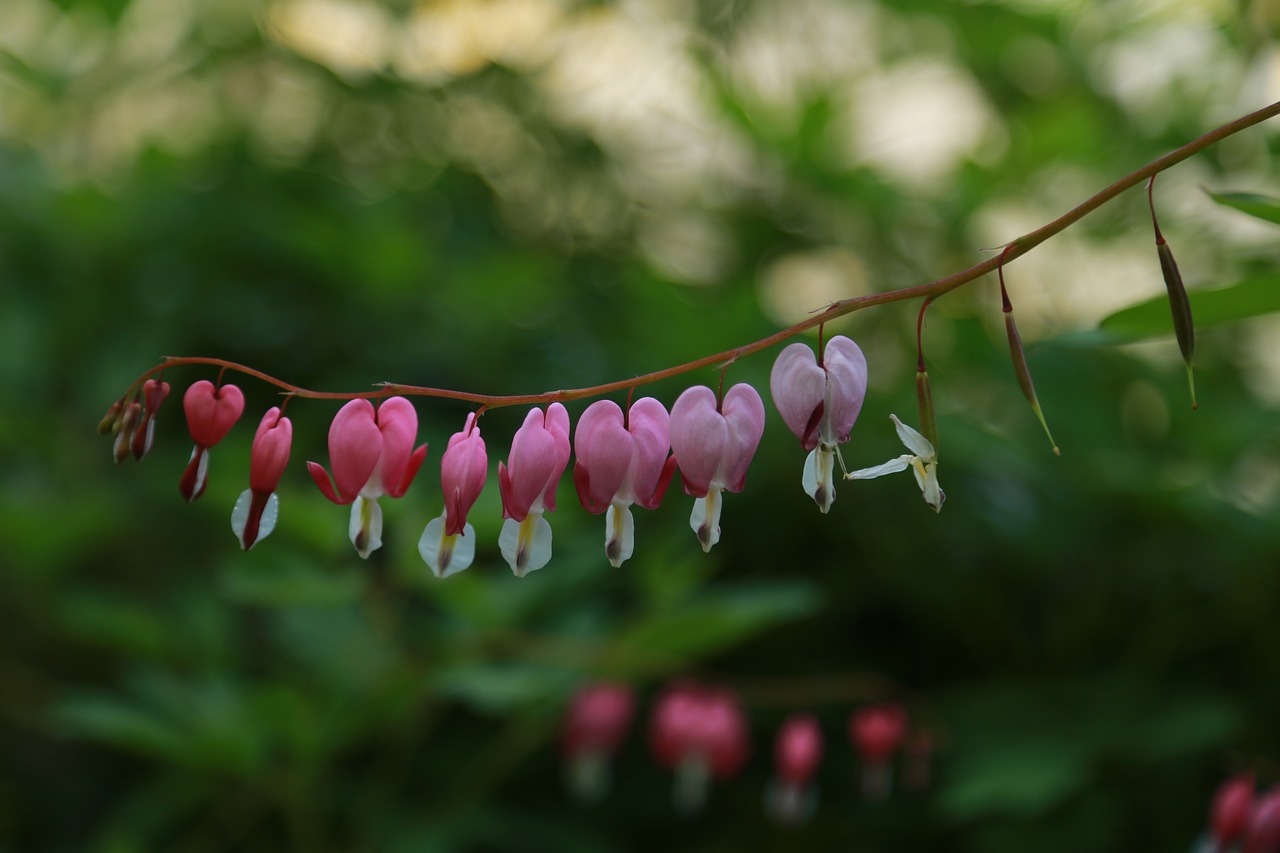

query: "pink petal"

left=669, top=386, right=728, bottom=497
left=572, top=460, right=605, bottom=514
left=373, top=397, right=419, bottom=496
left=769, top=343, right=826, bottom=450
left=717, top=383, right=765, bottom=493
left=775, top=714, right=823, bottom=785
left=441, top=413, right=487, bottom=535
left=249, top=408, right=292, bottom=494
left=573, top=400, right=634, bottom=510
left=623, top=397, right=671, bottom=506
left=326, top=400, right=383, bottom=502
left=503, top=406, right=569, bottom=521
left=306, top=461, right=344, bottom=504
left=820, top=336, right=868, bottom=445
left=541, top=403, right=572, bottom=512
left=183, top=380, right=245, bottom=449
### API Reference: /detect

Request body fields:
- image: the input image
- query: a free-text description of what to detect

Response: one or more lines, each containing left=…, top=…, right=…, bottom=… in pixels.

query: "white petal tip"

left=419, top=516, right=476, bottom=578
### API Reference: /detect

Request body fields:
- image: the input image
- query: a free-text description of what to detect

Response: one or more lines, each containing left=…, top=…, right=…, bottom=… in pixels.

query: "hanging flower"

left=560, top=682, right=635, bottom=804
left=845, top=414, right=943, bottom=513
left=770, top=335, right=868, bottom=513
left=573, top=397, right=676, bottom=567
left=849, top=703, right=907, bottom=801
left=231, top=407, right=292, bottom=550
left=130, top=378, right=171, bottom=461
left=307, top=397, right=428, bottom=559
left=419, top=412, right=487, bottom=578
left=650, top=681, right=749, bottom=814
left=179, top=380, right=245, bottom=502
left=766, top=713, right=824, bottom=825
left=1207, top=774, right=1253, bottom=852
left=668, top=383, right=766, bottom=551
left=498, top=404, right=571, bottom=577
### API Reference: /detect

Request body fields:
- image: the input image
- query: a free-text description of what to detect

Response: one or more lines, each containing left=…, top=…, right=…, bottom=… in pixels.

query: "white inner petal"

left=689, top=489, right=722, bottom=552
left=501, top=512, right=553, bottom=577
left=890, top=415, right=935, bottom=460
left=846, top=455, right=913, bottom=480
left=419, top=513, right=475, bottom=578
left=605, top=502, right=635, bottom=568
left=349, top=496, right=383, bottom=559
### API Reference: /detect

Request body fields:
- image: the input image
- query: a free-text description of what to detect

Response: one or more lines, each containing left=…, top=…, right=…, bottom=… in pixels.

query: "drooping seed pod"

left=999, top=257, right=1059, bottom=455
left=915, top=300, right=939, bottom=455
left=1148, top=176, right=1197, bottom=409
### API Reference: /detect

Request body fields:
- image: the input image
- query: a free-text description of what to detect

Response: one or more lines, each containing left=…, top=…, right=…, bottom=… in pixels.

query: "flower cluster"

left=1199, top=773, right=1280, bottom=853
left=100, top=334, right=969, bottom=572
left=558, top=680, right=933, bottom=822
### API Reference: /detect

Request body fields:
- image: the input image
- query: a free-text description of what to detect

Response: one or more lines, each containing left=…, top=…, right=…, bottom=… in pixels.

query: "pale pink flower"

left=572, top=398, right=676, bottom=567
left=419, top=412, right=487, bottom=578
left=231, top=407, right=292, bottom=550
left=770, top=335, right=867, bottom=512
left=498, top=404, right=571, bottom=577
left=179, top=380, right=245, bottom=503
left=668, top=383, right=765, bottom=551
left=307, top=397, right=428, bottom=558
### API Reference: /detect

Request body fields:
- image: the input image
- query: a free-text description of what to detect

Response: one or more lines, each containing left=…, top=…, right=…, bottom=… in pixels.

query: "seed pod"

left=1157, top=237, right=1197, bottom=409
left=1148, top=175, right=1197, bottom=409
left=1004, top=309, right=1059, bottom=455
left=999, top=259, right=1059, bottom=455
left=916, top=367, right=938, bottom=456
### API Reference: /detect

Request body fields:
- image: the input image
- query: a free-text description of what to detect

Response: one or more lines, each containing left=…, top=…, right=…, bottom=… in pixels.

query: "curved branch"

left=125, top=100, right=1280, bottom=411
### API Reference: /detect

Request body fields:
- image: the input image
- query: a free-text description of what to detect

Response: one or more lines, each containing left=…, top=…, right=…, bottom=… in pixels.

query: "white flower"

left=845, top=415, right=943, bottom=513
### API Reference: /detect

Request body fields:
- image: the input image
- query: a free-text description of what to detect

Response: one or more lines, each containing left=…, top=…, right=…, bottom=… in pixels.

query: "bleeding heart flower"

left=307, top=397, right=428, bottom=559
left=130, top=378, right=171, bottom=461
left=668, top=383, right=765, bottom=552
left=1208, top=774, right=1254, bottom=851
left=849, top=703, right=907, bottom=801
left=419, top=412, right=487, bottom=578
left=767, top=713, right=824, bottom=825
left=650, top=681, right=749, bottom=814
left=497, top=404, right=571, bottom=577
left=561, top=682, right=636, bottom=804
left=846, top=414, right=943, bottom=513
left=572, top=397, right=676, bottom=567
left=770, top=335, right=867, bottom=512
left=231, top=407, right=292, bottom=550
left=179, top=380, right=245, bottom=502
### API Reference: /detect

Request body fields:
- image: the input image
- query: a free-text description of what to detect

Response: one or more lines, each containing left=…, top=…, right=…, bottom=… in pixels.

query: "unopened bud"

left=113, top=402, right=141, bottom=464
left=143, top=378, right=171, bottom=416
left=98, top=399, right=124, bottom=436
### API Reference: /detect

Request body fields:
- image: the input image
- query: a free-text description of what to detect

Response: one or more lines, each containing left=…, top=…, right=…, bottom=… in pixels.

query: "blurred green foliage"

left=2, top=0, right=1280, bottom=850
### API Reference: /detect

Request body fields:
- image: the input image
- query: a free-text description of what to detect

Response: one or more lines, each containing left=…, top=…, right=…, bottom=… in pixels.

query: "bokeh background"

left=4, top=0, right=1280, bottom=849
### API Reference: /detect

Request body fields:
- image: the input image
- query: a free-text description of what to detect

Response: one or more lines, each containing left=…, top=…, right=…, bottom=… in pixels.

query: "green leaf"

left=1126, top=695, right=1239, bottom=760
left=52, top=694, right=188, bottom=762
left=218, top=555, right=364, bottom=607
left=431, top=663, right=576, bottom=714
left=1208, top=190, right=1280, bottom=225
left=613, top=580, right=822, bottom=665
left=940, top=735, right=1091, bottom=820
left=1093, top=274, right=1280, bottom=344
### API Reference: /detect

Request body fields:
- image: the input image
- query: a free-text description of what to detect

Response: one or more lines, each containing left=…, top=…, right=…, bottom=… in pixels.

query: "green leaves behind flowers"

left=1207, top=190, right=1280, bottom=226
left=1097, top=274, right=1280, bottom=343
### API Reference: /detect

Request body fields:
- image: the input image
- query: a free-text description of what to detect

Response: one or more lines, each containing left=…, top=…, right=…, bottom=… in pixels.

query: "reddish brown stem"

left=117, top=100, right=1280, bottom=412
